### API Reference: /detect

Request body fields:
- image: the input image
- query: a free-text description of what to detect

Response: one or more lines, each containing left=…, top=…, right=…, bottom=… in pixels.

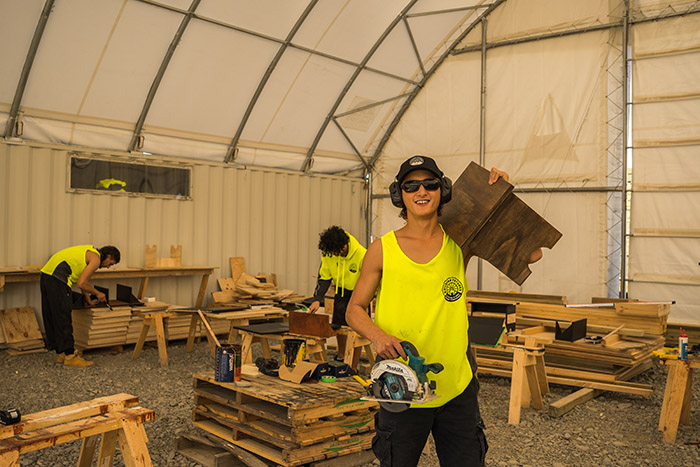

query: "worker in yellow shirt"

left=347, top=156, right=542, bottom=466
left=40, top=245, right=120, bottom=367
left=309, top=226, right=366, bottom=360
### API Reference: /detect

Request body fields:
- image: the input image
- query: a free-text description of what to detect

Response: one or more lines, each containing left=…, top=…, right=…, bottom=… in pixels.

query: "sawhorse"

left=132, top=310, right=179, bottom=368
left=0, top=393, right=155, bottom=466
left=659, top=357, right=699, bottom=443
left=506, top=339, right=549, bottom=425
left=335, top=327, right=376, bottom=371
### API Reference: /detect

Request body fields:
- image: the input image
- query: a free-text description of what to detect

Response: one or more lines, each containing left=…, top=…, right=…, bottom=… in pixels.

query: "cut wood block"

left=213, top=291, right=238, bottom=303
left=170, top=245, right=182, bottom=266
left=441, top=162, right=562, bottom=285
left=145, top=245, right=157, bottom=268
left=0, top=307, right=43, bottom=343
left=157, top=257, right=180, bottom=268
left=289, top=311, right=336, bottom=338
left=230, top=257, right=246, bottom=283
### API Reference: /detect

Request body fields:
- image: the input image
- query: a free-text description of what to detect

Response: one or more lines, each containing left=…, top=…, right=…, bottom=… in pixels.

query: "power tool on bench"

left=355, top=341, right=443, bottom=412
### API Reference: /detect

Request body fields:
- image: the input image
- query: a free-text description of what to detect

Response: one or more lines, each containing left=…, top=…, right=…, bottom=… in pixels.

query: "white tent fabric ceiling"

left=0, top=0, right=498, bottom=173
left=2, top=0, right=700, bottom=325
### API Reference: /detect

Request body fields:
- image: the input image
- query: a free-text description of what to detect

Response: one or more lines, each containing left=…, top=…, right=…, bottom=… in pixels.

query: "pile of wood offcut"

left=211, top=257, right=306, bottom=306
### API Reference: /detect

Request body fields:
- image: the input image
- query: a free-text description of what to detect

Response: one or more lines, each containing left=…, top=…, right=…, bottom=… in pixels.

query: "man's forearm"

left=346, top=305, right=384, bottom=342
left=312, top=279, right=332, bottom=303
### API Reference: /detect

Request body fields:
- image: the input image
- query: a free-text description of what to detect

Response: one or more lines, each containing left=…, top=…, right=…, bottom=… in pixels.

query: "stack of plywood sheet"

left=466, top=291, right=670, bottom=336
left=467, top=291, right=668, bottom=409
left=1, top=307, right=46, bottom=355
left=72, top=306, right=132, bottom=349
left=193, top=372, right=377, bottom=466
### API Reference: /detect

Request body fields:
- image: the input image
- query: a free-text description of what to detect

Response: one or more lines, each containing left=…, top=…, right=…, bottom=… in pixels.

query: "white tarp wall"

left=628, top=7, right=700, bottom=325
left=374, top=0, right=700, bottom=326
left=375, top=0, right=621, bottom=304
left=0, top=142, right=367, bottom=320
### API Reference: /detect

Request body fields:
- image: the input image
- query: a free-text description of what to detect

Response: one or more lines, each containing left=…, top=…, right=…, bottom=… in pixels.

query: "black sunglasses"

left=401, top=178, right=441, bottom=193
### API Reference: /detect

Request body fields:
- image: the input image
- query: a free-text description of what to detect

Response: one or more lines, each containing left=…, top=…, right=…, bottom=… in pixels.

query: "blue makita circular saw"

left=365, top=341, right=444, bottom=412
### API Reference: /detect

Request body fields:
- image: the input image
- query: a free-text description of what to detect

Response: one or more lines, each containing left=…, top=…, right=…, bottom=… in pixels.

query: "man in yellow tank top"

left=40, top=245, right=120, bottom=367
left=347, top=156, right=542, bottom=466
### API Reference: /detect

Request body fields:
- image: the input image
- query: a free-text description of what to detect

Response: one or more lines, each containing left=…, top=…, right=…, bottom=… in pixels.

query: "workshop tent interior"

left=1, top=0, right=699, bottom=326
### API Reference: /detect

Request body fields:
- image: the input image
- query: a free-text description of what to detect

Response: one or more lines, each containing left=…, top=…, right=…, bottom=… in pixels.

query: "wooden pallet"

left=192, top=372, right=377, bottom=466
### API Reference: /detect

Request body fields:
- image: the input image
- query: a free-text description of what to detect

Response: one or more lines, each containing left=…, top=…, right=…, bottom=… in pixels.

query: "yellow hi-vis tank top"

left=375, top=228, right=472, bottom=408
left=41, top=245, right=99, bottom=287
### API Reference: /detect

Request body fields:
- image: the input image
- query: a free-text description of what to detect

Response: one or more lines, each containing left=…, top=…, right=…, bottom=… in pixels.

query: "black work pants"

left=372, top=377, right=487, bottom=467
left=40, top=273, right=75, bottom=355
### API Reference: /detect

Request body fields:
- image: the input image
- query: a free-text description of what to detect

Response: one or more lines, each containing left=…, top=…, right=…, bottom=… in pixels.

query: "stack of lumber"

left=192, top=372, right=377, bottom=466
left=467, top=291, right=668, bottom=400
left=72, top=306, right=132, bottom=349
left=71, top=302, right=230, bottom=349
left=466, top=290, right=670, bottom=336
left=665, top=322, right=700, bottom=347
left=0, top=307, right=46, bottom=355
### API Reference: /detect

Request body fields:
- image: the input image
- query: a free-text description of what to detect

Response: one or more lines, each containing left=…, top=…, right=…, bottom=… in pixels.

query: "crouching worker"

left=40, top=245, right=120, bottom=367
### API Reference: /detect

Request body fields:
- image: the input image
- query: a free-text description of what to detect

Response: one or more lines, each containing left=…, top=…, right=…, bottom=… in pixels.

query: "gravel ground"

left=2, top=341, right=698, bottom=466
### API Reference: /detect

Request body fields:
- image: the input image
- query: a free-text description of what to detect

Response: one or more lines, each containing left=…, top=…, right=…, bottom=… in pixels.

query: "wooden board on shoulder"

left=441, top=162, right=562, bottom=285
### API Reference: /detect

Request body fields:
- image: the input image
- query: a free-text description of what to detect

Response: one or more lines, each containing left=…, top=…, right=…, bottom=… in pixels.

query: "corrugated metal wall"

left=0, top=142, right=367, bottom=324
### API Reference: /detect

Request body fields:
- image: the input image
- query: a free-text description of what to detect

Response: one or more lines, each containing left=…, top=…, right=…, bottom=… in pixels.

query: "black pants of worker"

left=372, top=376, right=487, bottom=467
left=40, top=273, right=75, bottom=355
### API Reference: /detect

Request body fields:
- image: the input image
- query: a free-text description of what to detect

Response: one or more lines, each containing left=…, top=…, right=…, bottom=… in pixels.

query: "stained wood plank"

left=442, top=162, right=562, bottom=284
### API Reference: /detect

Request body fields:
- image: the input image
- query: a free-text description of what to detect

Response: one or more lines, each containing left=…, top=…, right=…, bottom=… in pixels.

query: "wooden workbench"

left=0, top=266, right=216, bottom=307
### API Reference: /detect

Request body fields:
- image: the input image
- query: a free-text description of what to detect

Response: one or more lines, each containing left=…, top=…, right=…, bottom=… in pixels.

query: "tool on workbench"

left=359, top=341, right=443, bottom=412
left=653, top=347, right=680, bottom=360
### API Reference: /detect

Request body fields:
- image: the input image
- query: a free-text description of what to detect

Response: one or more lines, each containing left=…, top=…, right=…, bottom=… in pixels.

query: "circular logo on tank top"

left=349, top=264, right=358, bottom=273
left=442, top=277, right=463, bottom=302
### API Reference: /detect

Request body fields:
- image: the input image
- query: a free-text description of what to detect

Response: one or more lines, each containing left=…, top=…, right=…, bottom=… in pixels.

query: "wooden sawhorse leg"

left=508, top=346, right=547, bottom=425
left=132, top=319, right=151, bottom=360
left=659, top=362, right=693, bottom=443
left=186, top=313, right=200, bottom=353
left=342, top=331, right=375, bottom=370
left=132, top=315, right=170, bottom=368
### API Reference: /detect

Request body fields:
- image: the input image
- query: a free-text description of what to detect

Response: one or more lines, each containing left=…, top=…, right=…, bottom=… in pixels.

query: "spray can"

left=679, top=327, right=688, bottom=361
left=215, top=344, right=241, bottom=382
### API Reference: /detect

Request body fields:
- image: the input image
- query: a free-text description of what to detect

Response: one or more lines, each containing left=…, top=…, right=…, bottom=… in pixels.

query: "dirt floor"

left=1, top=341, right=698, bottom=466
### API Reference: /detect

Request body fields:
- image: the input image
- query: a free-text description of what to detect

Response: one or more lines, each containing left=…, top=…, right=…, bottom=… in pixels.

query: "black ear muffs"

left=441, top=176, right=452, bottom=204
left=389, top=176, right=453, bottom=208
left=389, top=179, right=403, bottom=207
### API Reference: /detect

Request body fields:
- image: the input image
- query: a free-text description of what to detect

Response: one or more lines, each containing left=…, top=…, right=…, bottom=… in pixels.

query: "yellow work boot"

left=56, top=353, right=66, bottom=363
left=63, top=352, right=93, bottom=367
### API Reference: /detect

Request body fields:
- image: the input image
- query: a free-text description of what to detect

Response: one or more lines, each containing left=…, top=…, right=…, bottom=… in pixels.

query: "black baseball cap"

left=396, top=155, right=444, bottom=185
